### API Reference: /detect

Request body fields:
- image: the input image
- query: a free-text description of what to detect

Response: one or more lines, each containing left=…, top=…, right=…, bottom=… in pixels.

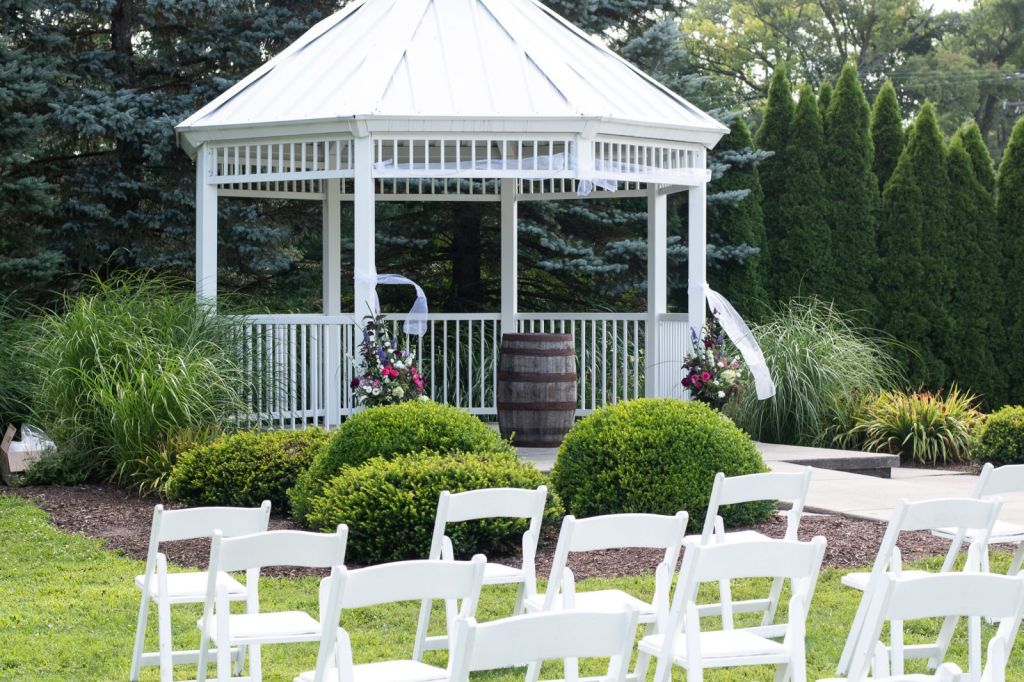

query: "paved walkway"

left=518, top=443, right=1024, bottom=525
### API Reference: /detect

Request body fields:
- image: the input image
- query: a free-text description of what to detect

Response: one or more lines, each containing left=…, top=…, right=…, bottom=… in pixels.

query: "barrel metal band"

left=500, top=348, right=576, bottom=357
left=496, top=401, right=578, bottom=411
left=497, top=372, right=577, bottom=382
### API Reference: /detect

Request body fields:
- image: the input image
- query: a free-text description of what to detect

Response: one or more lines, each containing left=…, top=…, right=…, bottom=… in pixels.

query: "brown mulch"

left=3, top=483, right=1008, bottom=580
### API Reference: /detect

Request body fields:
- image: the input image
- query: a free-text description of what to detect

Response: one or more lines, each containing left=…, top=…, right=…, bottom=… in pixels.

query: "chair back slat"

left=714, top=471, right=810, bottom=506
left=451, top=609, right=637, bottom=679
left=443, top=486, right=547, bottom=523
left=158, top=502, right=271, bottom=542
left=979, top=463, right=1024, bottom=497
left=884, top=574, right=1024, bottom=621
left=565, top=512, right=688, bottom=552
left=680, top=537, right=826, bottom=583
left=900, top=498, right=1000, bottom=532
left=216, top=527, right=347, bottom=572
left=340, top=557, right=486, bottom=609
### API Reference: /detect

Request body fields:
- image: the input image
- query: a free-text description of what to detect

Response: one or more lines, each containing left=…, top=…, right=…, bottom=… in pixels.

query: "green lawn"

left=1, top=493, right=1021, bottom=681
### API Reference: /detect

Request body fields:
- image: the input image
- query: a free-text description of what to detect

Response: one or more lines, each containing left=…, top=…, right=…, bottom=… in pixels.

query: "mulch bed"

left=3, top=482, right=1006, bottom=580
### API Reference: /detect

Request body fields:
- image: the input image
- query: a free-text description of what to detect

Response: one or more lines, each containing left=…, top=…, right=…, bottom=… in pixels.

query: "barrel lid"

left=501, top=333, right=573, bottom=342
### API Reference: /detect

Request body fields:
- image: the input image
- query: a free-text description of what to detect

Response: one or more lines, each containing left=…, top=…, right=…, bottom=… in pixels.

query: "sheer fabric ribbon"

left=355, top=270, right=429, bottom=336
left=695, top=282, right=776, bottom=400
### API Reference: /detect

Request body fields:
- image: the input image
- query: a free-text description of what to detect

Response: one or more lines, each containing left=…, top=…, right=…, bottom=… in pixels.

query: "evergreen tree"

left=997, top=115, right=1024, bottom=404
left=755, top=66, right=796, bottom=301
left=818, top=82, right=833, bottom=124
left=946, top=138, right=1002, bottom=402
left=823, top=64, right=879, bottom=322
left=771, top=84, right=832, bottom=298
left=870, top=81, right=904, bottom=192
left=954, top=122, right=997, bottom=193
left=707, top=118, right=769, bottom=314
left=876, top=103, right=951, bottom=387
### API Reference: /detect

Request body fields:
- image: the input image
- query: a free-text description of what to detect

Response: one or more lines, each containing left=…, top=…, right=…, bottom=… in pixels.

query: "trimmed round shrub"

left=975, top=406, right=1024, bottom=466
left=551, top=398, right=770, bottom=528
left=291, top=401, right=511, bottom=522
left=306, top=449, right=561, bottom=564
left=166, top=428, right=330, bottom=513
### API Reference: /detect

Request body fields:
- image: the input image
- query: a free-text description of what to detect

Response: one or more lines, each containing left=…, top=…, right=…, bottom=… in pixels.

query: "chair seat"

left=200, top=610, right=321, bottom=642
left=295, top=660, right=449, bottom=682
left=483, top=562, right=525, bottom=584
left=136, top=571, right=247, bottom=603
left=932, top=521, right=1024, bottom=544
left=525, top=589, right=655, bottom=620
left=640, top=630, right=786, bottom=662
left=841, top=570, right=933, bottom=592
left=685, top=530, right=774, bottom=544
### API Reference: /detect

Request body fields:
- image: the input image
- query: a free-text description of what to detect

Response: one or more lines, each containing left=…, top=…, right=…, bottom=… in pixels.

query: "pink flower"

left=701, top=371, right=711, bottom=382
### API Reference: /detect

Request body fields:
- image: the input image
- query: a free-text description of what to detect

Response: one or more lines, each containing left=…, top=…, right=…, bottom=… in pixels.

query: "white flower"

left=393, top=387, right=405, bottom=398
left=717, top=390, right=726, bottom=399
left=372, top=388, right=381, bottom=396
left=395, top=361, right=405, bottom=369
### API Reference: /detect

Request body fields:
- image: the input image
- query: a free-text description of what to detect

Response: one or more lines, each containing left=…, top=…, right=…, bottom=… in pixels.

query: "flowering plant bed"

left=681, top=313, right=744, bottom=410
left=351, top=313, right=426, bottom=407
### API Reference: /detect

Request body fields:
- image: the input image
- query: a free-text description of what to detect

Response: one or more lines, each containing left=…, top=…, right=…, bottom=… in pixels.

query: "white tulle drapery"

left=355, top=270, right=429, bottom=336
left=695, top=282, right=776, bottom=400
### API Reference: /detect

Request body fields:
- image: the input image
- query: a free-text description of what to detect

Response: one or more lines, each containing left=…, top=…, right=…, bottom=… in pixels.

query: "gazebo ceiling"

left=176, top=0, right=727, bottom=154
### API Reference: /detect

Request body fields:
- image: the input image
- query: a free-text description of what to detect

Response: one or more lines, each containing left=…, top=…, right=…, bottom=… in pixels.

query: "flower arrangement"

left=681, top=313, right=744, bottom=410
left=351, top=313, right=427, bottom=407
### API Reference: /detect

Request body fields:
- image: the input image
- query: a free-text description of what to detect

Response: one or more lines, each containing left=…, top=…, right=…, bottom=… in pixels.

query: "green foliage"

left=998, top=116, right=1024, bottom=405
left=306, top=450, right=559, bottom=564
left=975, top=406, right=1024, bottom=466
left=870, top=81, right=904, bottom=192
left=824, top=64, right=879, bottom=323
left=756, top=67, right=796, bottom=303
left=551, top=398, right=770, bottom=529
left=844, top=387, right=981, bottom=465
left=954, top=121, right=996, bottom=193
left=770, top=84, right=832, bottom=299
left=817, top=81, right=833, bottom=133
left=730, top=299, right=903, bottom=447
left=24, top=273, right=246, bottom=491
left=945, top=137, right=1003, bottom=404
left=707, top=118, right=768, bottom=314
left=291, top=401, right=512, bottom=523
left=876, top=103, right=952, bottom=387
left=0, top=298, right=35, bottom=430
left=166, top=429, right=330, bottom=513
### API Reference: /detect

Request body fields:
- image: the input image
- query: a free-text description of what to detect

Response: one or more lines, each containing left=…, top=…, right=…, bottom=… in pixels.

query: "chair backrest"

left=448, top=609, right=639, bottom=682
left=700, top=468, right=812, bottom=541
left=338, top=556, right=486, bottom=610
left=212, top=526, right=348, bottom=573
left=976, top=463, right=1024, bottom=498
left=847, top=573, right=1024, bottom=681
left=429, top=486, right=547, bottom=559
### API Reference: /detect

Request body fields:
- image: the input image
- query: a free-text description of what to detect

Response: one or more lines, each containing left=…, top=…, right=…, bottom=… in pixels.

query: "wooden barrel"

left=497, top=333, right=577, bottom=447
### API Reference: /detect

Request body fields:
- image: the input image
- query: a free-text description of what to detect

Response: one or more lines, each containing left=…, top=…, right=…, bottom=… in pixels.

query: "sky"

left=928, top=0, right=972, bottom=11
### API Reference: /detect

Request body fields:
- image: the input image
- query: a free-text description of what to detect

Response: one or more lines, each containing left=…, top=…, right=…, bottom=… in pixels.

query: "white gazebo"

left=176, top=0, right=728, bottom=427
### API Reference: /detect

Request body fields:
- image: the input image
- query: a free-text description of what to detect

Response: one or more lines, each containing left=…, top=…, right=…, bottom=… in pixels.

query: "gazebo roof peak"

left=177, top=0, right=727, bottom=153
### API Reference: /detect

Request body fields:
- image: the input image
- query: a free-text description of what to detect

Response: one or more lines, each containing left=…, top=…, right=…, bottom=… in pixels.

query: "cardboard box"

left=1, top=424, right=47, bottom=485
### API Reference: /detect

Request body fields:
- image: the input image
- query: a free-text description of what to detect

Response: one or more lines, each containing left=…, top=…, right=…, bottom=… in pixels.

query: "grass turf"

left=1, top=493, right=1021, bottom=681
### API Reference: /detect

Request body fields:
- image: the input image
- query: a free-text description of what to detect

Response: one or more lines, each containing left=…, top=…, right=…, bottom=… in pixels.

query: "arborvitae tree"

left=707, top=118, right=769, bottom=315
left=997, top=115, right=1024, bottom=404
left=954, top=121, right=997, bottom=193
left=946, top=138, right=1002, bottom=403
left=818, top=81, right=833, bottom=138
left=755, top=66, right=796, bottom=301
left=871, top=81, right=904, bottom=192
left=823, top=63, right=878, bottom=323
left=877, top=103, right=951, bottom=387
left=771, top=84, right=832, bottom=298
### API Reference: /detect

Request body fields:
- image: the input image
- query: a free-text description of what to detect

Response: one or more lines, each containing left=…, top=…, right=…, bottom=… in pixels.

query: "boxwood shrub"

left=166, top=428, right=330, bottom=513
left=551, top=398, right=771, bottom=529
left=975, top=406, right=1024, bottom=466
left=306, top=449, right=560, bottom=564
left=290, top=401, right=511, bottom=523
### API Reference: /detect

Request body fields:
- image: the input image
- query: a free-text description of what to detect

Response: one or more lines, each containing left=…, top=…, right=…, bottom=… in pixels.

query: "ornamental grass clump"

left=729, top=298, right=902, bottom=447
left=25, top=273, right=246, bottom=490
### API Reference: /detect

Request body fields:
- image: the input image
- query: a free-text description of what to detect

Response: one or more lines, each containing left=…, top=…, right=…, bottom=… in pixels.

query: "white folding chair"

left=837, top=498, right=1002, bottom=676
left=130, top=502, right=272, bottom=682
left=690, top=468, right=813, bottom=635
left=414, top=486, right=548, bottom=660
left=638, top=536, right=827, bottom=682
left=196, top=526, right=348, bottom=682
left=448, top=608, right=639, bottom=682
left=523, top=512, right=688, bottom=682
left=932, top=463, right=1024, bottom=575
left=296, top=556, right=486, bottom=682
left=832, top=573, right=1024, bottom=682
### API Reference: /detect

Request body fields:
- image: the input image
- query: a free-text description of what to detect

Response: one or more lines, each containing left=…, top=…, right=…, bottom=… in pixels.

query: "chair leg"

left=524, top=660, right=543, bottom=682
left=249, top=643, right=262, bottom=682
left=129, top=593, right=150, bottom=681
left=719, top=578, right=734, bottom=629
left=564, top=655, right=580, bottom=682
left=686, top=661, right=703, bottom=682
left=513, top=581, right=526, bottom=615
left=630, top=623, right=655, bottom=682
left=216, top=636, right=232, bottom=682
left=652, top=653, right=673, bottom=682
left=1009, top=543, right=1024, bottom=575
left=413, top=598, right=432, bottom=661
left=233, top=643, right=247, bottom=675
left=763, top=576, right=785, bottom=626
left=156, top=595, right=174, bottom=682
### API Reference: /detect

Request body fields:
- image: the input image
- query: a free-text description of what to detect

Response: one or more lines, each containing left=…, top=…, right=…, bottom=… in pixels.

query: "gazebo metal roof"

left=177, top=0, right=727, bottom=154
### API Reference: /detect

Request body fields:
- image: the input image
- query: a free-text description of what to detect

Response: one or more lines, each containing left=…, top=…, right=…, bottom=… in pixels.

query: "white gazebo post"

left=323, top=178, right=343, bottom=426
left=688, top=182, right=708, bottom=351
left=195, top=144, right=218, bottom=306
left=500, top=178, right=518, bottom=337
left=646, top=183, right=667, bottom=397
left=353, top=135, right=377, bottom=318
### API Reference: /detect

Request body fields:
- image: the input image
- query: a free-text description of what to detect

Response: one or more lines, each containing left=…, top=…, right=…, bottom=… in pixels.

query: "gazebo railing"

left=230, top=311, right=687, bottom=427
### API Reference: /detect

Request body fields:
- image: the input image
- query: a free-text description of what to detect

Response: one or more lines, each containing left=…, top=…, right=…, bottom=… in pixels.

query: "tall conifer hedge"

left=997, top=117, right=1024, bottom=404
left=871, top=81, right=904, bottom=192
left=756, top=67, right=795, bottom=302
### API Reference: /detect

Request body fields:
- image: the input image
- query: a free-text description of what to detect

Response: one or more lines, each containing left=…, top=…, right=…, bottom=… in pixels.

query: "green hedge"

left=166, top=428, right=330, bottom=513
left=975, top=406, right=1024, bottom=466
left=551, top=398, right=771, bottom=528
left=306, top=449, right=560, bottom=564
left=291, top=401, right=511, bottom=523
